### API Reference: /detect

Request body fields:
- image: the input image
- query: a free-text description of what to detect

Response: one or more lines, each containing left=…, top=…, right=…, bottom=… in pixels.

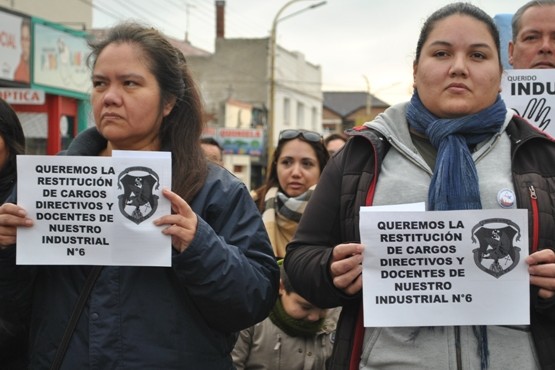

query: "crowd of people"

left=1, top=1, right=555, bottom=369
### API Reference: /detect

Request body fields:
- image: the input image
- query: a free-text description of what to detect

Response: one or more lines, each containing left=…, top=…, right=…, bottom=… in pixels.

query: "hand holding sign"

left=0, top=203, right=33, bottom=247
left=527, top=249, right=555, bottom=300
left=154, top=188, right=198, bottom=253
left=330, top=243, right=364, bottom=295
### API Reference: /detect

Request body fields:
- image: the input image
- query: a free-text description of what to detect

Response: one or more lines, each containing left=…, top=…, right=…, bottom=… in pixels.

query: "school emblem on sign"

left=117, top=166, right=160, bottom=224
left=471, top=218, right=521, bottom=278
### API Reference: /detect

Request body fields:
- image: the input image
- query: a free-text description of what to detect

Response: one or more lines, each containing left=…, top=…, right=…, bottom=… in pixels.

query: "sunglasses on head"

left=278, top=129, right=322, bottom=143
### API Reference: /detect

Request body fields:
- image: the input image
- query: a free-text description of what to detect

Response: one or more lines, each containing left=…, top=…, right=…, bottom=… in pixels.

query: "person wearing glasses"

left=253, top=129, right=329, bottom=258
left=285, top=3, right=555, bottom=370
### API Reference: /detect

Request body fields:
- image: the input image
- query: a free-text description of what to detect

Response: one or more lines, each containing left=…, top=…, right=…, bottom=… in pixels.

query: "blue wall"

left=494, top=13, right=513, bottom=70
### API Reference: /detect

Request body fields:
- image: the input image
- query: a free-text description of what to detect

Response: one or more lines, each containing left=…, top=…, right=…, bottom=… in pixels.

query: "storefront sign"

left=202, top=128, right=264, bottom=156
left=0, top=88, right=44, bottom=104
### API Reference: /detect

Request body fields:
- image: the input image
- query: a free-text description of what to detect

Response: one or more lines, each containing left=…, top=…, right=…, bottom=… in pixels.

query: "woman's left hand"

left=527, top=249, right=555, bottom=300
left=154, top=188, right=198, bottom=253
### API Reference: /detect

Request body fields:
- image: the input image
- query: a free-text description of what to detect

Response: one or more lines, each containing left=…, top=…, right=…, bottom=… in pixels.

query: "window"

left=297, top=102, right=305, bottom=128
left=283, top=98, right=291, bottom=127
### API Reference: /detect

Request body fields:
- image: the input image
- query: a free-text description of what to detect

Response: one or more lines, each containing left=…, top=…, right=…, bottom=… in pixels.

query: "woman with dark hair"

left=0, top=98, right=25, bottom=203
left=253, top=129, right=329, bottom=258
left=0, top=98, right=27, bottom=369
left=0, top=22, right=279, bottom=369
left=285, top=3, right=555, bottom=370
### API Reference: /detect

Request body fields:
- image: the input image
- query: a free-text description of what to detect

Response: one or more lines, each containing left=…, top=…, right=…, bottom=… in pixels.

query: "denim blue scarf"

left=406, top=91, right=507, bottom=211
left=406, top=92, right=506, bottom=370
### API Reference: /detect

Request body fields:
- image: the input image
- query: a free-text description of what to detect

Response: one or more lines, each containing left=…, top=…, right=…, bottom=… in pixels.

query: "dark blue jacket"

left=0, top=128, right=279, bottom=369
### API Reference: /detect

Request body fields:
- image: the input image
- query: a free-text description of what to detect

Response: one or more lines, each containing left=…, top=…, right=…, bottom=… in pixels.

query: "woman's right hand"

left=0, top=203, right=33, bottom=247
left=330, top=243, right=364, bottom=295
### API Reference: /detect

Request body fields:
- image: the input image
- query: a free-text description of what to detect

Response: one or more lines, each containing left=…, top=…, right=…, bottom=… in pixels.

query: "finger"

left=537, top=287, right=555, bottom=300
left=527, top=249, right=555, bottom=265
left=0, top=203, right=28, bottom=217
left=161, top=188, right=194, bottom=218
left=343, top=273, right=363, bottom=295
left=528, top=263, right=555, bottom=278
left=0, top=207, right=33, bottom=228
left=530, top=273, right=555, bottom=291
left=0, top=232, right=17, bottom=247
left=156, top=214, right=195, bottom=232
left=332, top=243, right=363, bottom=262
left=332, top=263, right=362, bottom=291
left=159, top=222, right=195, bottom=253
left=330, top=253, right=363, bottom=278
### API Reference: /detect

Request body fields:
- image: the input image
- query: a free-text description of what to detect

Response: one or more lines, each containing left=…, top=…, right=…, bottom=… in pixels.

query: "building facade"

left=0, top=1, right=92, bottom=155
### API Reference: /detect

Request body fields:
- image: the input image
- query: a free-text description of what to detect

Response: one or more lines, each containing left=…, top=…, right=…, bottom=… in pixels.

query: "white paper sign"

left=360, top=208, right=529, bottom=327
left=501, top=69, right=555, bottom=137
left=16, top=153, right=172, bottom=266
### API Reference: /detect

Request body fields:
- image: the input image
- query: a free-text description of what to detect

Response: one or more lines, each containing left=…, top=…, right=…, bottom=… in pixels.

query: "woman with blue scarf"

left=285, top=3, right=555, bottom=370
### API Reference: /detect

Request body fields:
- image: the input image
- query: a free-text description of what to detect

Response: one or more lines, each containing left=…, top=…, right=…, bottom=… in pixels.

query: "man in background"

left=509, top=0, right=555, bottom=69
left=200, top=137, right=224, bottom=166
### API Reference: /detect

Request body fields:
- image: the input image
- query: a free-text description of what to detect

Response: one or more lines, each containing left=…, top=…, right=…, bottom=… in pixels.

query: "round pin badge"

left=497, top=188, right=515, bottom=208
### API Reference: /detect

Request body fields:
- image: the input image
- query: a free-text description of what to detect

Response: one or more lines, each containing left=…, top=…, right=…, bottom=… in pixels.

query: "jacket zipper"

left=274, top=334, right=282, bottom=370
left=528, top=185, right=539, bottom=253
left=455, top=326, right=462, bottom=370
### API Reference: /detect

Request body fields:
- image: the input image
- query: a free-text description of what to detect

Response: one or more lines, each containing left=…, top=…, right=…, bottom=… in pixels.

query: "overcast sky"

left=92, top=0, right=526, bottom=105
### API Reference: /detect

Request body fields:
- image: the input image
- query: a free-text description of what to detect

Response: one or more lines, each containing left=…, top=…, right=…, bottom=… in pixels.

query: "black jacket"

left=285, top=116, right=555, bottom=370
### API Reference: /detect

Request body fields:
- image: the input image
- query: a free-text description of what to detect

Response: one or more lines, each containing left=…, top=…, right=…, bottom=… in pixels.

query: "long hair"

left=254, top=134, right=329, bottom=211
left=0, top=98, right=25, bottom=203
left=87, top=23, right=207, bottom=202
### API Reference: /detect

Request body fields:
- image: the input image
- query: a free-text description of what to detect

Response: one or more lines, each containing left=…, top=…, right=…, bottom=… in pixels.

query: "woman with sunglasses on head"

left=253, top=129, right=329, bottom=259
left=239, top=130, right=335, bottom=369
left=285, top=3, right=555, bottom=370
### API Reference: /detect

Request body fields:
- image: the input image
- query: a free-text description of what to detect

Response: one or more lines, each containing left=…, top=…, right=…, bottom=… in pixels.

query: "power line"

left=79, top=0, right=126, bottom=20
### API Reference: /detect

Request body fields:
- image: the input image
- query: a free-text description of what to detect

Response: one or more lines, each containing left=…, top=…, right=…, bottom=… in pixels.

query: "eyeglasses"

left=278, top=129, right=322, bottom=143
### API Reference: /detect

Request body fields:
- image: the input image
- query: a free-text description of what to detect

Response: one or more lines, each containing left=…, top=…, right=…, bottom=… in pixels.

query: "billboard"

left=202, top=128, right=265, bottom=156
left=0, top=10, right=31, bottom=84
left=33, top=22, right=90, bottom=94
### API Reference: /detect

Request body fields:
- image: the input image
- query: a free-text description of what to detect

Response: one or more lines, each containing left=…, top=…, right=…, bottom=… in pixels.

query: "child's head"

left=279, top=260, right=327, bottom=322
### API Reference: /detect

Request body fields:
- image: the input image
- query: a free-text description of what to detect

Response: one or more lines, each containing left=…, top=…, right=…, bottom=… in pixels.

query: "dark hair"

left=414, top=2, right=501, bottom=68
left=323, top=133, right=347, bottom=147
left=200, top=137, right=223, bottom=152
left=87, top=22, right=207, bottom=202
left=254, top=132, right=329, bottom=211
left=0, top=98, right=25, bottom=202
left=512, top=0, right=555, bottom=41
